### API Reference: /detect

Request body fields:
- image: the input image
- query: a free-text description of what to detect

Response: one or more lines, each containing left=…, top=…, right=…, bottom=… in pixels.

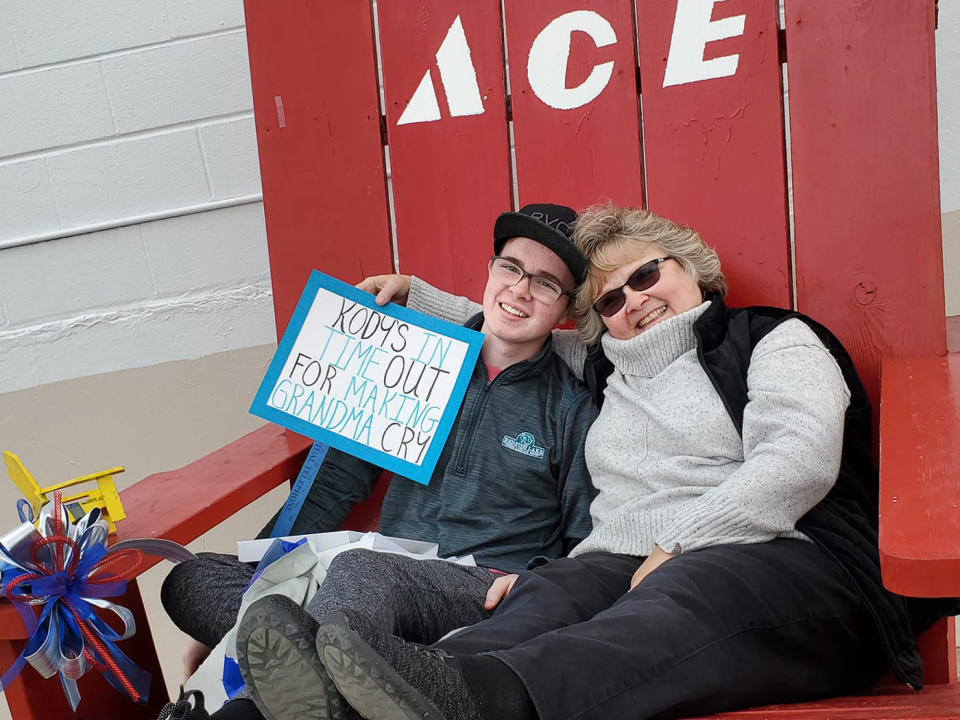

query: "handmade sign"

left=250, top=271, right=483, bottom=484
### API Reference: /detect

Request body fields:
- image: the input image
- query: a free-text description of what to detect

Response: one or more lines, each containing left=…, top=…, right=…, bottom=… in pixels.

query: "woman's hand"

left=484, top=573, right=519, bottom=609
left=629, top=546, right=678, bottom=590
left=356, top=274, right=412, bottom=306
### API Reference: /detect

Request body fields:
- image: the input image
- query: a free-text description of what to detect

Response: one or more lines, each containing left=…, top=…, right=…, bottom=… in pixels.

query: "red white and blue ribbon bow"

left=0, top=492, right=195, bottom=710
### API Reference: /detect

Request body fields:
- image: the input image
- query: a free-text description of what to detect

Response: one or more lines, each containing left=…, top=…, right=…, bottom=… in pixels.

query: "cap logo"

left=528, top=211, right=572, bottom=237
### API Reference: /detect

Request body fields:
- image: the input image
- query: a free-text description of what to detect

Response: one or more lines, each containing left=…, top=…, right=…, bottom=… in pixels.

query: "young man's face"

left=481, top=236, right=575, bottom=350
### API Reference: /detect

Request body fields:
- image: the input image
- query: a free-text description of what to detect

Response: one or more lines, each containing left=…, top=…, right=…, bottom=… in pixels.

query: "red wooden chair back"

left=245, top=0, right=944, bottom=396
left=242, top=0, right=951, bottom=687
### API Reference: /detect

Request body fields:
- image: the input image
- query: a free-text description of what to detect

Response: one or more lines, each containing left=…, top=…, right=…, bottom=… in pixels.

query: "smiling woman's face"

left=595, top=243, right=704, bottom=340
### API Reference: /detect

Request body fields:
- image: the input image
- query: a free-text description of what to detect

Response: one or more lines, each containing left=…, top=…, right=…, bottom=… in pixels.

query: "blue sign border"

left=249, top=271, right=484, bottom=485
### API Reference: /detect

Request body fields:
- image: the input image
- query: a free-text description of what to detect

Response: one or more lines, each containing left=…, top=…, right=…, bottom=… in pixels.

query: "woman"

left=317, top=204, right=928, bottom=720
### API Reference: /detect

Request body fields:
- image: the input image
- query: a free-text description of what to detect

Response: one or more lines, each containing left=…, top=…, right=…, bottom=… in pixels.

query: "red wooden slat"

left=879, top=354, right=960, bottom=598
left=243, top=0, right=393, bottom=336
left=115, top=425, right=311, bottom=554
left=915, top=619, right=958, bottom=686
left=785, top=0, right=945, bottom=409
left=378, top=0, right=511, bottom=302
left=694, top=683, right=960, bottom=718
left=636, top=0, right=790, bottom=308
left=505, top=0, right=644, bottom=209
left=341, top=472, right=390, bottom=533
left=0, top=641, right=46, bottom=720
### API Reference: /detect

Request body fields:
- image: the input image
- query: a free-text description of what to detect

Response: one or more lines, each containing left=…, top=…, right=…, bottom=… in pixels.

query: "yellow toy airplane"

left=4, top=451, right=126, bottom=533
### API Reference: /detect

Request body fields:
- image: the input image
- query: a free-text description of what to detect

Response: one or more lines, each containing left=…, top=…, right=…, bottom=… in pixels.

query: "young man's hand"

left=484, top=573, right=519, bottom=609
left=356, top=274, right=412, bottom=306
left=629, top=545, right=678, bottom=590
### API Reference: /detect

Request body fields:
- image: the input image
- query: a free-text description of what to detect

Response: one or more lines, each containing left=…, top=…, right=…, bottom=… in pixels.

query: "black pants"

left=438, top=540, right=887, bottom=720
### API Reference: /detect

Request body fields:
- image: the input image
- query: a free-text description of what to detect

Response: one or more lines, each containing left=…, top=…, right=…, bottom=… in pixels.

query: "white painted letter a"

left=397, top=15, right=485, bottom=126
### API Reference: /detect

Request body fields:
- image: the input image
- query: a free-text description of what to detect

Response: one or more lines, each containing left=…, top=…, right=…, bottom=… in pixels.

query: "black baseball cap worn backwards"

left=493, top=203, right=588, bottom=287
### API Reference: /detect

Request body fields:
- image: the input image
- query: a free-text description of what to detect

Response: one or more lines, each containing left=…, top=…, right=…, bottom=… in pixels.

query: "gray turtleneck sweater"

left=407, top=278, right=851, bottom=556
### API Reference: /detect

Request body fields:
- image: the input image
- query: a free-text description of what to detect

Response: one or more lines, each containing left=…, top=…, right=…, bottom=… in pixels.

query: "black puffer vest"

left=583, top=295, right=960, bottom=689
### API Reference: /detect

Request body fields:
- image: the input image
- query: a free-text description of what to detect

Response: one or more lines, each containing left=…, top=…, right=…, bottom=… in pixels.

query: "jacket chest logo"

left=502, top=432, right=545, bottom=459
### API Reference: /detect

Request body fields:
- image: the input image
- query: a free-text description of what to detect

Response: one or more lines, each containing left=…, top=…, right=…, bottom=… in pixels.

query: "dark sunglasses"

left=592, top=257, right=673, bottom=317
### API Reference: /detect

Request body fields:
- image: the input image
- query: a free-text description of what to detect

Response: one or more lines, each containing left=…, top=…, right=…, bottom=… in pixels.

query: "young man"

left=159, top=204, right=598, bottom=720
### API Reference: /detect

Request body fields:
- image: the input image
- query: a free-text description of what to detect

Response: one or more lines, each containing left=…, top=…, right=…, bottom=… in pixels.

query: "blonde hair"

left=572, top=203, right=727, bottom=343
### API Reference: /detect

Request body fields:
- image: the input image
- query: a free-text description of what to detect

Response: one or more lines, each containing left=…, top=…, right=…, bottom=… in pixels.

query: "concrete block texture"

left=0, top=225, right=155, bottom=326
left=0, top=280, right=275, bottom=393
left=0, top=18, right=19, bottom=73
left=167, top=0, right=246, bottom=37
left=938, top=0, right=960, bottom=213
left=102, top=31, right=253, bottom=134
left=0, top=158, right=60, bottom=240
left=0, top=0, right=171, bottom=69
left=46, top=129, right=210, bottom=226
left=141, top=202, right=270, bottom=295
left=0, top=205, right=276, bottom=393
left=0, top=63, right=115, bottom=158
left=199, top=115, right=262, bottom=199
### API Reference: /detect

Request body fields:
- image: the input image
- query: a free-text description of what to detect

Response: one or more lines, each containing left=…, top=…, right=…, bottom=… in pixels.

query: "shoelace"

left=156, top=688, right=207, bottom=720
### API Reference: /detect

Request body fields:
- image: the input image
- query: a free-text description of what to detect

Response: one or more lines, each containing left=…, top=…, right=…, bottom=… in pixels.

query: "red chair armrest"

left=114, top=424, right=312, bottom=572
left=879, top=353, right=960, bottom=597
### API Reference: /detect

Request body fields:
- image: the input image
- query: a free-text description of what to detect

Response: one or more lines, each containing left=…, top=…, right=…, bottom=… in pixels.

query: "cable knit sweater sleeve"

left=549, top=330, right=588, bottom=381
left=407, top=275, right=588, bottom=379
left=655, top=319, right=851, bottom=553
left=407, top=276, right=480, bottom=324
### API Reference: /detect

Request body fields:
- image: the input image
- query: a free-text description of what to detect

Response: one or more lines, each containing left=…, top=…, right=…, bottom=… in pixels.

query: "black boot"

left=236, top=594, right=354, bottom=720
left=317, top=609, right=482, bottom=720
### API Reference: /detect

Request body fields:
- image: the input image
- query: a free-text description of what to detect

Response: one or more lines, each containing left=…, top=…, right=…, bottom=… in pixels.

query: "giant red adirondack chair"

left=2, top=1, right=958, bottom=718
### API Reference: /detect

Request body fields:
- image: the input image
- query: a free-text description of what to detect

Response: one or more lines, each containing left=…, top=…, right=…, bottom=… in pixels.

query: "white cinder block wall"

left=938, top=2, right=960, bottom=316
left=0, top=0, right=275, bottom=394
left=939, top=3, right=960, bottom=215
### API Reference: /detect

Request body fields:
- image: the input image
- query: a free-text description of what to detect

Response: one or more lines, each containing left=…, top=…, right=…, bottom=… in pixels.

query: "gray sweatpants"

left=161, top=548, right=497, bottom=649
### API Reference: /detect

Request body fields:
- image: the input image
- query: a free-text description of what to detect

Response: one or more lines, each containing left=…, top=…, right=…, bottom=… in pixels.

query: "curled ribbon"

left=0, top=492, right=196, bottom=710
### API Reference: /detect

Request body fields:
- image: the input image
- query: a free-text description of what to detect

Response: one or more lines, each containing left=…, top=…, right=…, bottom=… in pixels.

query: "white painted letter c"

left=527, top=10, right=617, bottom=111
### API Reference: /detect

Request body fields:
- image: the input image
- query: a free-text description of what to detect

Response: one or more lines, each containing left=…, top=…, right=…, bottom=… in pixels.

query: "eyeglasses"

left=489, top=256, right=572, bottom=305
left=592, top=257, right=673, bottom=317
